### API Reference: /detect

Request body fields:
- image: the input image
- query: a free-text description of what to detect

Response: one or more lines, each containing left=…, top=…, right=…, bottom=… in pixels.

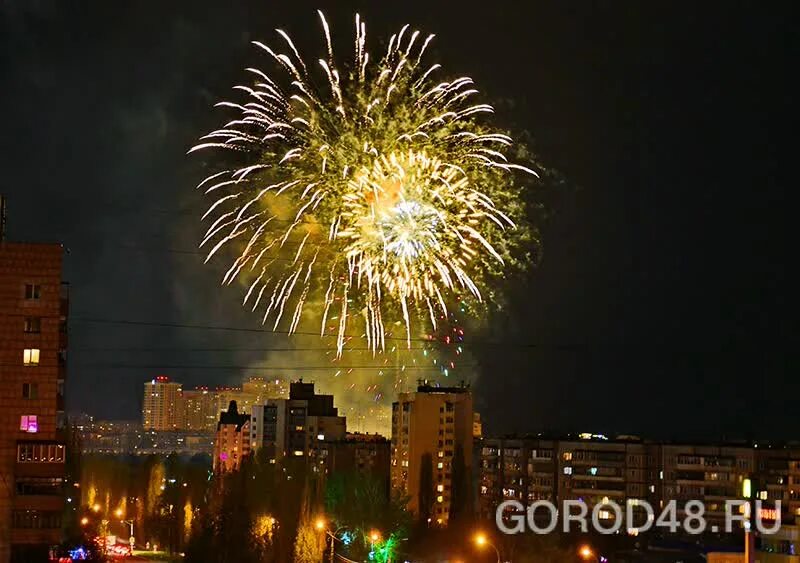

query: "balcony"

left=15, top=441, right=66, bottom=478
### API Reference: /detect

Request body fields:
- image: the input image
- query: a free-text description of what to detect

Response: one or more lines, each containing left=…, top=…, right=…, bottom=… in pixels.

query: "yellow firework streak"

left=190, top=12, right=535, bottom=356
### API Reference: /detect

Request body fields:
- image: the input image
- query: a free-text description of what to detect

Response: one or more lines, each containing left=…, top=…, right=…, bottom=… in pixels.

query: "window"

left=23, top=348, right=40, bottom=366
left=17, top=443, right=65, bottom=463
left=24, top=317, right=41, bottom=333
left=12, top=510, right=62, bottom=529
left=22, top=383, right=38, bottom=400
left=16, top=477, right=63, bottom=496
left=20, top=415, right=38, bottom=433
left=24, top=284, right=41, bottom=300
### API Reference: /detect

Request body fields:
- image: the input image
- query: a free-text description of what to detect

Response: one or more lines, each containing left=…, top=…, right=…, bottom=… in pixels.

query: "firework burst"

left=191, top=12, right=535, bottom=355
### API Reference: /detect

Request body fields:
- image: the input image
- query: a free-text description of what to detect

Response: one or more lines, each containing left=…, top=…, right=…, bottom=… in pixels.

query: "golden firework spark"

left=191, top=12, right=535, bottom=355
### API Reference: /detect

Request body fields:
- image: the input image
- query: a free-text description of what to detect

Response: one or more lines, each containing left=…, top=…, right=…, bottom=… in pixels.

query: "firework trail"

left=191, top=12, right=535, bottom=355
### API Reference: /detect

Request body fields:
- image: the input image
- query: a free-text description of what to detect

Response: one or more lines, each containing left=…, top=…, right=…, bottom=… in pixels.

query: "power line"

left=72, top=346, right=428, bottom=352
left=57, top=363, right=468, bottom=371
left=70, top=316, right=445, bottom=343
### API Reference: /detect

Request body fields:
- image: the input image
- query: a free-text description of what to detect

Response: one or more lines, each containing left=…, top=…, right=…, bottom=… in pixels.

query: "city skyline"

left=0, top=1, right=791, bottom=439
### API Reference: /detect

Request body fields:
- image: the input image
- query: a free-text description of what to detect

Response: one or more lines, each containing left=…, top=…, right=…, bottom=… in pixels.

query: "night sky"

left=0, top=1, right=792, bottom=439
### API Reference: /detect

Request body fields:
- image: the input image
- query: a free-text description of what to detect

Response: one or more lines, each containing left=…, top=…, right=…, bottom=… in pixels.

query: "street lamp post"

left=474, top=533, right=501, bottom=563
left=314, top=518, right=345, bottom=563
left=121, top=519, right=135, bottom=550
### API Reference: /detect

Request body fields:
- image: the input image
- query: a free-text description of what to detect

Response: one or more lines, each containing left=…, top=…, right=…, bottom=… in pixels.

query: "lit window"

left=24, top=317, right=41, bottom=334
left=25, top=284, right=41, bottom=300
left=437, top=462, right=444, bottom=469
left=23, top=349, right=40, bottom=366
left=563, top=452, right=573, bottom=461
left=563, top=467, right=572, bottom=475
left=438, top=451, right=444, bottom=458
left=437, top=495, right=444, bottom=503
left=437, top=485, right=444, bottom=492
left=20, top=415, right=39, bottom=433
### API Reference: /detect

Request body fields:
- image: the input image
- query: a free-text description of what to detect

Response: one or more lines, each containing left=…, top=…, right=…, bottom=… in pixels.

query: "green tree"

left=418, top=453, right=434, bottom=525
left=449, top=443, right=471, bottom=523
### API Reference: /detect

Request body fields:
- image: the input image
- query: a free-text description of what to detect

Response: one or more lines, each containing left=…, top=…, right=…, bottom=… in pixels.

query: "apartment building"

left=0, top=241, right=68, bottom=562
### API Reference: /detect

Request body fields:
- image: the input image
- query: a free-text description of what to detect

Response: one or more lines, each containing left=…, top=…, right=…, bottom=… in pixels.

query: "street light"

left=579, top=544, right=599, bottom=561
left=91, top=503, right=101, bottom=513
left=115, top=508, right=123, bottom=518
left=314, top=518, right=346, bottom=563
left=80, top=517, right=89, bottom=526
left=473, top=533, right=501, bottom=563
left=121, top=519, right=135, bottom=550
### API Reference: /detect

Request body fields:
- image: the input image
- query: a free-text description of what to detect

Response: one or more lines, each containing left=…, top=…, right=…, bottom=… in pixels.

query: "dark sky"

left=0, top=1, right=793, bottom=439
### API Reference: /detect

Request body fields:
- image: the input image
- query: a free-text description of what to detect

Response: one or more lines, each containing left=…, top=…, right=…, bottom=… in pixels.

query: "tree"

left=449, top=443, right=471, bottom=523
left=418, top=453, right=434, bottom=525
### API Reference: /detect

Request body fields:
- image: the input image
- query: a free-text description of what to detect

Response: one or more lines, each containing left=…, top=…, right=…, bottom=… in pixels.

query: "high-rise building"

left=250, top=380, right=346, bottom=460
left=0, top=241, right=68, bottom=563
left=142, top=376, right=183, bottom=430
left=390, top=382, right=474, bottom=526
left=242, top=376, right=289, bottom=403
left=317, top=432, right=391, bottom=482
left=478, top=435, right=767, bottom=528
left=179, top=387, right=218, bottom=432
left=212, top=387, right=256, bottom=420
left=213, top=401, right=251, bottom=473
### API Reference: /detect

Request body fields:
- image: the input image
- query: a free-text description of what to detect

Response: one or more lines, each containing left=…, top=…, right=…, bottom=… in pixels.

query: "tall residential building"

left=478, top=435, right=770, bottom=529
left=0, top=241, right=68, bottom=563
left=212, top=387, right=257, bottom=420
left=142, top=376, right=183, bottom=430
left=213, top=401, right=251, bottom=473
left=317, top=433, right=391, bottom=481
left=391, top=382, right=474, bottom=526
left=250, top=380, right=346, bottom=460
left=241, top=376, right=289, bottom=403
left=180, top=387, right=218, bottom=432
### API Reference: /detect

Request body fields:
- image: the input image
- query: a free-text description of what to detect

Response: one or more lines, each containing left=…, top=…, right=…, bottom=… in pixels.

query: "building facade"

left=142, top=376, right=183, bottom=431
left=477, top=435, right=800, bottom=531
left=180, top=387, right=219, bottom=432
left=317, top=432, right=391, bottom=479
left=391, top=383, right=474, bottom=526
left=0, top=242, right=68, bottom=563
left=250, top=380, right=346, bottom=460
left=213, top=401, right=251, bottom=473
left=241, top=376, right=289, bottom=404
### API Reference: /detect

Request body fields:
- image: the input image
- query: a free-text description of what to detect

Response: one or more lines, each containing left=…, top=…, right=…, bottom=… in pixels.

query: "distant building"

left=241, top=376, right=289, bottom=403
left=391, top=382, right=474, bottom=526
left=180, top=387, right=219, bottom=432
left=317, top=432, right=391, bottom=479
left=213, top=401, right=251, bottom=473
left=473, top=412, right=482, bottom=439
left=212, top=387, right=257, bottom=419
left=250, top=380, right=346, bottom=460
left=476, top=435, right=798, bottom=531
left=142, top=376, right=183, bottom=431
left=80, top=420, right=213, bottom=456
left=0, top=240, right=68, bottom=562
